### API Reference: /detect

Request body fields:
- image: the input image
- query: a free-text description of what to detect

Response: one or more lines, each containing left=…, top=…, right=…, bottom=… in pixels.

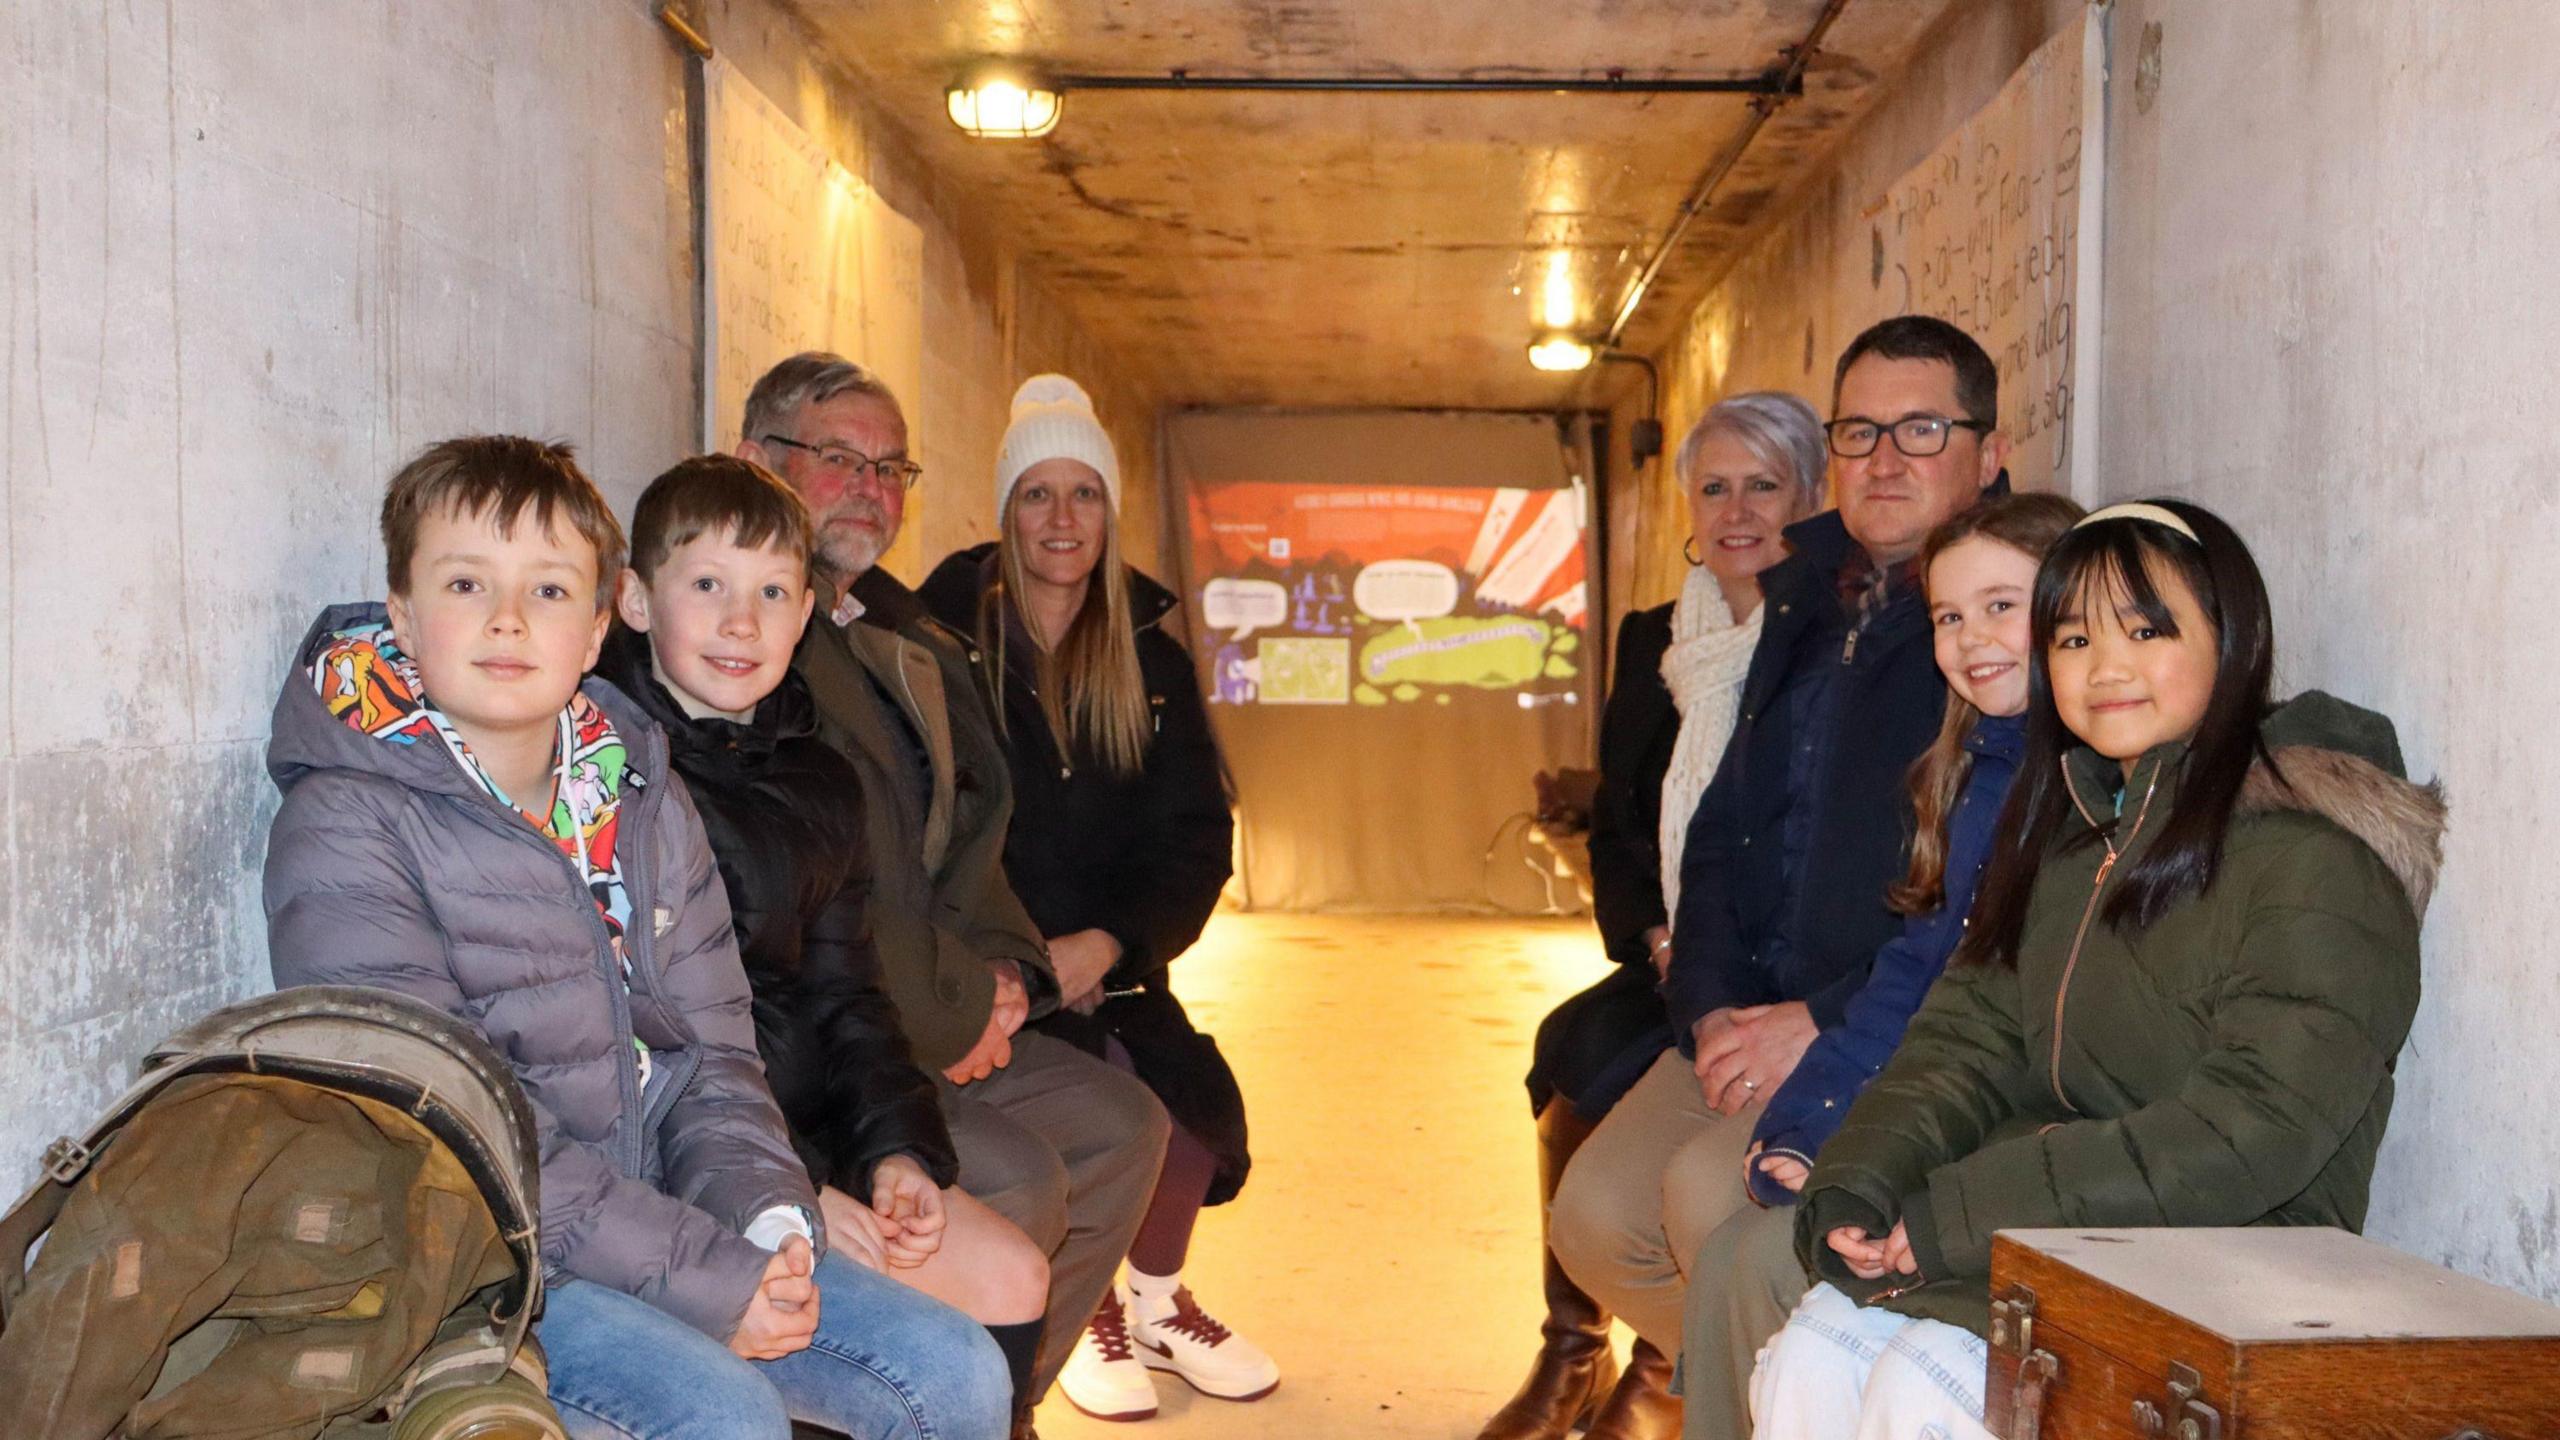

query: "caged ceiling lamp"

left=946, top=62, right=1064, bottom=139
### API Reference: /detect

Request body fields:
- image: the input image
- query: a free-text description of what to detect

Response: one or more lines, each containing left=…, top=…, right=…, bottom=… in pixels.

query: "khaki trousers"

left=1547, top=1048, right=1758, bottom=1351
left=1678, top=1201, right=1811, bottom=1439
left=942, top=1030, right=1171, bottom=1400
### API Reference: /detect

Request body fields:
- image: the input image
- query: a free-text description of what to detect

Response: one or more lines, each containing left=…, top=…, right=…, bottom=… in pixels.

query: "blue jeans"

left=539, top=1251, right=1010, bottom=1440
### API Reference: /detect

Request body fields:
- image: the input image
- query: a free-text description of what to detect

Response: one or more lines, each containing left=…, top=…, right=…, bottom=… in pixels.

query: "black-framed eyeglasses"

left=1824, top=415, right=1990, bottom=459
left=761, top=434, right=925, bottom=490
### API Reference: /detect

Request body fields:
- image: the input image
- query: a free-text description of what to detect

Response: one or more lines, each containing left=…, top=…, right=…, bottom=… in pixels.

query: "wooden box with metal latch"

left=1983, top=1228, right=2560, bottom=1440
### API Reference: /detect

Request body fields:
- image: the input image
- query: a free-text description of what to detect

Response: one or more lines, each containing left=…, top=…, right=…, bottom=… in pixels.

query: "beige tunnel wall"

left=0, top=0, right=1170, bottom=1179
left=0, top=0, right=700, bottom=1180
left=2096, top=0, right=2559, bottom=1299
left=704, top=0, right=1178, bottom=583
left=1605, top=0, right=2084, bottom=625
left=1615, top=0, right=2560, bottom=1299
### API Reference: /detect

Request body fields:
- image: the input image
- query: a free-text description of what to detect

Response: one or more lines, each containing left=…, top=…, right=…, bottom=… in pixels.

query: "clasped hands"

left=727, top=1234, right=818, bottom=1360
left=1048, top=928, right=1122, bottom=1016
left=942, top=958, right=1033, bottom=1084
left=729, top=1155, right=953, bottom=1359
left=1689, top=1000, right=1817, bottom=1115
left=1826, top=1219, right=1919, bottom=1282
left=818, top=1153, right=948, bottom=1273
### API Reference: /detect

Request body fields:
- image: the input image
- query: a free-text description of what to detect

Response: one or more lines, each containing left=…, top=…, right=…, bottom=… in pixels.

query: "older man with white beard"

left=737, top=353, right=1170, bottom=1439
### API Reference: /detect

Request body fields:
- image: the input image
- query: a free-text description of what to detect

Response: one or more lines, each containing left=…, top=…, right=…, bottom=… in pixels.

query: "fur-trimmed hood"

left=2064, top=689, right=2448, bottom=919
left=2243, top=690, right=2448, bottom=918
left=2241, top=746, right=2448, bottom=918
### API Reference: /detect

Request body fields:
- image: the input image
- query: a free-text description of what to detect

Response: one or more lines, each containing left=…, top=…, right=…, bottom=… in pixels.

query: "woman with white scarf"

left=1479, top=393, right=1828, bottom=1440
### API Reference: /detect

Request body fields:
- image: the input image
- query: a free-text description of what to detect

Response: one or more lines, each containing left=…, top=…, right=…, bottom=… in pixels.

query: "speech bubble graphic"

left=1203, top=578, right=1290, bottom=641
left=1353, top=559, right=1461, bottom=625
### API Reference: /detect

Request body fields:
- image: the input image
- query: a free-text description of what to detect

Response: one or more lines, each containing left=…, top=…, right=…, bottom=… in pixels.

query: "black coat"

left=1524, top=602, right=1683, bottom=1118
left=1587, top=602, right=1680, bottom=968
left=1664, top=507, right=1950, bottom=1045
left=920, top=545, right=1250, bottom=1204
left=597, top=626, right=957, bottom=1202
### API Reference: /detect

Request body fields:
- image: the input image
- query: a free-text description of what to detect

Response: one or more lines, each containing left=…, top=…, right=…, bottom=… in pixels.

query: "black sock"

left=986, top=1318, right=1045, bottom=1417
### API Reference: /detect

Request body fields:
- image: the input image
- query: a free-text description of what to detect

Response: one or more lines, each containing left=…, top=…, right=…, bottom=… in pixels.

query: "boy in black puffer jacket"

left=604, top=454, right=1051, bottom=1421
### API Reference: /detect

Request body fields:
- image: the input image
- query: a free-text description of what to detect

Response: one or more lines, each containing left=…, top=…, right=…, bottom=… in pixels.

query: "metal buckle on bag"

left=41, top=1135, right=93, bottom=1184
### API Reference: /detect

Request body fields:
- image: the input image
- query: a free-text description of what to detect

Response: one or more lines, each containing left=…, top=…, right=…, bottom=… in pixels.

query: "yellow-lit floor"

left=1036, top=911, right=1631, bottom=1439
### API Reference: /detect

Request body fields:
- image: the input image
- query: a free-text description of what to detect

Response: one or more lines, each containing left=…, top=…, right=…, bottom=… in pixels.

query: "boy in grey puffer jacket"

left=264, top=436, right=1007, bottom=1440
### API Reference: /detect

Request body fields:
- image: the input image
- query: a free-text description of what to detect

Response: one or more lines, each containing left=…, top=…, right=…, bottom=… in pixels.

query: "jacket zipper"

left=453, top=730, right=668, bottom=1179
left=2046, top=759, right=2163, bottom=1113
left=617, top=749, right=672, bottom=1178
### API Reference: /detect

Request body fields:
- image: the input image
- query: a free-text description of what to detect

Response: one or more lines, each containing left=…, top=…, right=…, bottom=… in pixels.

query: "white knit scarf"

left=1657, top=563, right=1763, bottom=919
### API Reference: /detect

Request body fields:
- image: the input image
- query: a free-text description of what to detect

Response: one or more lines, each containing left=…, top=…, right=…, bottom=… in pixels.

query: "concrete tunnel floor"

left=1033, top=911, right=1632, bottom=1439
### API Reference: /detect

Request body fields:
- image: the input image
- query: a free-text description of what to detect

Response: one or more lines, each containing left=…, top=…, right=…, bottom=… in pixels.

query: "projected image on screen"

left=1187, top=480, right=1587, bottom=708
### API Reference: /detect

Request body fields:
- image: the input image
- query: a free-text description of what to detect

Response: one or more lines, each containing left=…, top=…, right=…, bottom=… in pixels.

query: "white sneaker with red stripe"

left=1057, top=1285, right=1160, bottom=1421
left=1126, top=1277, right=1281, bottom=1402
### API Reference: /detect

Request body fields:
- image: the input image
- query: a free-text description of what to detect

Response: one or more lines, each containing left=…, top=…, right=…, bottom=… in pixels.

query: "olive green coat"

left=1797, top=692, right=2445, bottom=1335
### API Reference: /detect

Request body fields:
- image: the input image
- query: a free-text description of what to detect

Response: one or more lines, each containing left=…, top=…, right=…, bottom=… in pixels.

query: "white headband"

left=2074, top=501, right=2199, bottom=543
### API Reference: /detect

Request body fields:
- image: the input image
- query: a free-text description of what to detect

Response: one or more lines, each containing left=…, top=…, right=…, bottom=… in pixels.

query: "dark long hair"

left=1954, top=498, right=2277, bottom=968
left=1887, top=492, right=2085, bottom=915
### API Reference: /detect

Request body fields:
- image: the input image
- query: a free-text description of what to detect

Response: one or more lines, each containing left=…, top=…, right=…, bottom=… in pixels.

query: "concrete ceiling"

left=793, top=0, right=1958, bottom=410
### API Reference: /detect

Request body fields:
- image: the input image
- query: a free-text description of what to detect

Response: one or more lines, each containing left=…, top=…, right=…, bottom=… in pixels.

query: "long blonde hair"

left=1887, top=492, right=2085, bottom=915
left=980, top=490, right=1152, bottom=778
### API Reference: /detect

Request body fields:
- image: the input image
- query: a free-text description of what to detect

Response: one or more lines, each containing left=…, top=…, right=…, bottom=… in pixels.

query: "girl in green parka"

left=1748, top=499, right=2444, bottom=1439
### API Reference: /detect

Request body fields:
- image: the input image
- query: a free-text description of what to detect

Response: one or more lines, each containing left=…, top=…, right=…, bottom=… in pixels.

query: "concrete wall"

left=1623, top=0, right=2560, bottom=1299
left=2100, top=0, right=2559, bottom=1298
left=703, top=0, right=1175, bottom=579
left=0, top=0, right=1166, bottom=1181
left=1607, top=0, right=2082, bottom=624
left=0, top=0, right=697, bottom=1178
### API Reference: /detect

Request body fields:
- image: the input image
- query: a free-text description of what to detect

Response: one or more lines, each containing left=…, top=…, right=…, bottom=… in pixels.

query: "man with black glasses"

left=1545, top=317, right=2009, bottom=1439
left=738, top=353, right=1170, bottom=1438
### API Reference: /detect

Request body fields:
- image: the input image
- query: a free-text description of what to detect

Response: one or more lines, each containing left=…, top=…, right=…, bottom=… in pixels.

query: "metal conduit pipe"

left=1050, top=70, right=1805, bottom=97
left=1601, top=0, right=1857, bottom=348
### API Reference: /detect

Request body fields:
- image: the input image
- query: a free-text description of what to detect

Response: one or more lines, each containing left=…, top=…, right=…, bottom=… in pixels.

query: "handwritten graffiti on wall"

left=1867, top=14, right=2095, bottom=491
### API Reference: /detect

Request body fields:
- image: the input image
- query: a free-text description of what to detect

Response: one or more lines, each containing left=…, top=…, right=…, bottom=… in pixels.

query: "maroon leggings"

left=1103, top=1036, right=1219, bottom=1275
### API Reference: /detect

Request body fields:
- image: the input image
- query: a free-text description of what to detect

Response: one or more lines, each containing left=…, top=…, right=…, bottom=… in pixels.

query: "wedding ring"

left=1743, top=1078, right=1759, bottom=1090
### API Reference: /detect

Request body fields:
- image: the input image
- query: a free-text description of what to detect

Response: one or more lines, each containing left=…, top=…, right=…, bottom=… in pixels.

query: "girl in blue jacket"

left=1677, top=492, right=2083, bottom=1439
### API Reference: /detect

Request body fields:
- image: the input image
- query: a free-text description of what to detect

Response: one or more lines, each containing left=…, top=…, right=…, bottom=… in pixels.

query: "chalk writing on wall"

left=702, top=58, right=925, bottom=466
left=1865, top=13, right=2101, bottom=494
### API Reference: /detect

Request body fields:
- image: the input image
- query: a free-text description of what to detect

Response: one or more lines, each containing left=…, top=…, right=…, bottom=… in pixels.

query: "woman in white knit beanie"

left=920, top=375, right=1273, bottom=1425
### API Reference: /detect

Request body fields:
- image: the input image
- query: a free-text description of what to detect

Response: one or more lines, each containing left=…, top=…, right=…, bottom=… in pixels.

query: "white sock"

left=1126, top=1264, right=1182, bottom=1324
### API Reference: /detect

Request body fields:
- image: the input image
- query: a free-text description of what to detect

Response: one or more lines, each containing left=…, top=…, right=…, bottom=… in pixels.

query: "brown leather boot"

left=1474, top=1099, right=1619, bottom=1440
left=1582, top=1337, right=1682, bottom=1440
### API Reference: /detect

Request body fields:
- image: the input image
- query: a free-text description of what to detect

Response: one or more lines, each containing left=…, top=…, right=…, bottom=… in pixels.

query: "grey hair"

left=741, top=351, right=901, bottom=445
left=1674, top=390, right=1828, bottom=511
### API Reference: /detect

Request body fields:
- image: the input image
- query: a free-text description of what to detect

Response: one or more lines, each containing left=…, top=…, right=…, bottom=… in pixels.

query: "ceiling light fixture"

left=1524, top=343, right=1664, bottom=468
left=946, top=62, right=1064, bottom=139
left=1527, top=335, right=1596, bottom=373
left=1540, top=253, right=1579, bottom=333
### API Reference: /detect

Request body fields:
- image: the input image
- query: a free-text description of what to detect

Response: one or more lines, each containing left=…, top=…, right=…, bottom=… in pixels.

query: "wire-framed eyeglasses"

left=762, top=434, right=925, bottom=490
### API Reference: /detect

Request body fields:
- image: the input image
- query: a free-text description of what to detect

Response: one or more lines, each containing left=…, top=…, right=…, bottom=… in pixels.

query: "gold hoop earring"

left=1683, top=536, right=1704, bottom=567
